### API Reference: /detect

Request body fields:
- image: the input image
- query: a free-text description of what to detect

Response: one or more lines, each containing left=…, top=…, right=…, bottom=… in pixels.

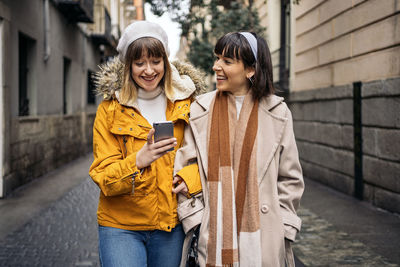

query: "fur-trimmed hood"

left=94, top=57, right=208, bottom=104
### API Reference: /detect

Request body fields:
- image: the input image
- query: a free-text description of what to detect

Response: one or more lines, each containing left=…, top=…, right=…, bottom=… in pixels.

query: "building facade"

left=261, top=0, right=400, bottom=214
left=0, top=0, right=141, bottom=197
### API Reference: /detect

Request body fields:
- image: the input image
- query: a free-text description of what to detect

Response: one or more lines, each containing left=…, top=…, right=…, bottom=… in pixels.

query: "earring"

left=248, top=76, right=255, bottom=86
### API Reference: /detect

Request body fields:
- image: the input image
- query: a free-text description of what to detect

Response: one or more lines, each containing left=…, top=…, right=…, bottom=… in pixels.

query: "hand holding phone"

left=136, top=125, right=176, bottom=169
left=153, top=121, right=174, bottom=152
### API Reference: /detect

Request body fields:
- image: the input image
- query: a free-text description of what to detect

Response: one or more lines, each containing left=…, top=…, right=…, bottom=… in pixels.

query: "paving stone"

left=1, top=171, right=399, bottom=267
left=0, top=178, right=100, bottom=267
left=293, top=207, right=398, bottom=266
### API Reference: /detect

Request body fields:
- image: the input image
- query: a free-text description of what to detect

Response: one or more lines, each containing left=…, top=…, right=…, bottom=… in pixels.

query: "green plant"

left=146, top=0, right=266, bottom=74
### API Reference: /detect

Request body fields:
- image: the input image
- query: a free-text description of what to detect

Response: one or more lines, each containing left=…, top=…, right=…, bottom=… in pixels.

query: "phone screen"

left=153, top=121, right=174, bottom=151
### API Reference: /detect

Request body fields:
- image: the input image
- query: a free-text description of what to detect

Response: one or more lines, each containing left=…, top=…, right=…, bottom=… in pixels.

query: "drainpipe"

left=43, top=0, right=50, bottom=62
left=0, top=20, right=3, bottom=197
left=279, top=0, right=290, bottom=98
left=353, top=82, right=363, bottom=200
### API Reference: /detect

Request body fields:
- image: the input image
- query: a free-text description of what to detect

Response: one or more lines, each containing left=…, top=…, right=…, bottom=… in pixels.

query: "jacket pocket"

left=104, top=174, right=134, bottom=196
left=117, top=135, right=156, bottom=197
left=132, top=170, right=156, bottom=196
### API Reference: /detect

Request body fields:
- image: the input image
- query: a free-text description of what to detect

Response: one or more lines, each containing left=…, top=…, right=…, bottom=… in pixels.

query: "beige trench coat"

left=174, top=91, right=304, bottom=267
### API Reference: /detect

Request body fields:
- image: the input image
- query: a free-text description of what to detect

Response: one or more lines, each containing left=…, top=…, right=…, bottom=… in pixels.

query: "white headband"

left=239, top=32, right=257, bottom=61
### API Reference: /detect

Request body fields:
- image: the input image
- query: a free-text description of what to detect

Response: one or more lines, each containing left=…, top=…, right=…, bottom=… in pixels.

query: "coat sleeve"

left=174, top=122, right=202, bottom=197
left=277, top=106, right=304, bottom=241
left=174, top=120, right=204, bottom=235
left=89, top=102, right=141, bottom=197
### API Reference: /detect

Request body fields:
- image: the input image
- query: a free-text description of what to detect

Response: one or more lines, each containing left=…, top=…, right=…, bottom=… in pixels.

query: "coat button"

left=261, top=204, right=269, bottom=214
left=121, top=109, right=125, bottom=113
left=131, top=113, right=134, bottom=116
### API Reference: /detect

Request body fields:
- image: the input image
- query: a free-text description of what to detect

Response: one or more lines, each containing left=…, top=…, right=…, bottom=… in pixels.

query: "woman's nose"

left=144, top=63, right=153, bottom=74
left=212, top=61, right=221, bottom=71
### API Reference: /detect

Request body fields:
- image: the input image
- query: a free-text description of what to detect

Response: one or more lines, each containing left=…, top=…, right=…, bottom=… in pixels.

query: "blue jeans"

left=98, top=224, right=185, bottom=267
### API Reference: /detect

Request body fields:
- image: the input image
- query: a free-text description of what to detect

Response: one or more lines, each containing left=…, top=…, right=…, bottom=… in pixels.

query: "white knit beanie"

left=117, top=21, right=169, bottom=63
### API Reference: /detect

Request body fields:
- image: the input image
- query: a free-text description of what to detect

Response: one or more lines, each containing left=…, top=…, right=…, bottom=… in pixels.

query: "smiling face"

left=213, top=54, right=254, bottom=96
left=131, top=51, right=165, bottom=92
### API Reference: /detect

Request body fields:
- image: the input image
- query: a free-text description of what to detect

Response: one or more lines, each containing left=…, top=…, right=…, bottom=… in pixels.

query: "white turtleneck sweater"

left=137, top=86, right=167, bottom=126
left=235, top=95, right=245, bottom=120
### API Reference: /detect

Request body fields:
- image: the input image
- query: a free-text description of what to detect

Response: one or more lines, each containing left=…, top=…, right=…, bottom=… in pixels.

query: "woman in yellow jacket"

left=89, top=21, right=204, bottom=267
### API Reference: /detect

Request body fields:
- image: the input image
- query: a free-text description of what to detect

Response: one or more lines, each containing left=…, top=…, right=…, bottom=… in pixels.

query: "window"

left=18, top=33, right=36, bottom=116
left=63, top=57, right=71, bottom=114
left=87, top=70, right=96, bottom=104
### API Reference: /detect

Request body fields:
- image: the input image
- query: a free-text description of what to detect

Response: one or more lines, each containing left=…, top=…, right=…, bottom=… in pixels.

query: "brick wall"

left=289, top=77, right=400, bottom=214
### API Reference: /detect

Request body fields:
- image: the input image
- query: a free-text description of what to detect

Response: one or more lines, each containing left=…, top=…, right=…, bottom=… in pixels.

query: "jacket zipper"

left=122, top=135, right=135, bottom=195
left=122, top=135, right=127, bottom=158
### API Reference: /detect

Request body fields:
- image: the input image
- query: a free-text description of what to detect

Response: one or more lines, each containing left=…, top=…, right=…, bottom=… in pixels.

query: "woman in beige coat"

left=173, top=32, right=304, bottom=267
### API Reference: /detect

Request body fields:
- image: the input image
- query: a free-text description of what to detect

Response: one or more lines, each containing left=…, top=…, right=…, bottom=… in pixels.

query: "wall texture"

left=293, top=0, right=400, bottom=91
left=4, top=113, right=95, bottom=193
left=361, top=78, right=400, bottom=213
left=289, top=77, right=400, bottom=214
left=287, top=0, right=400, bottom=214
left=0, top=0, right=101, bottom=196
left=289, top=84, right=355, bottom=195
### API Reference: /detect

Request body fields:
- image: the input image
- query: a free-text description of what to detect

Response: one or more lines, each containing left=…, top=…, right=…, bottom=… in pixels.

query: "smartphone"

left=153, top=121, right=174, bottom=151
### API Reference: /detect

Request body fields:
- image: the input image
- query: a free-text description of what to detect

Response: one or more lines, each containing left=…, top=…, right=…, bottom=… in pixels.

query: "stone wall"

left=289, top=77, right=400, bottom=214
left=293, top=0, right=400, bottom=91
left=0, top=0, right=101, bottom=197
left=361, top=78, right=400, bottom=213
left=4, top=112, right=95, bottom=194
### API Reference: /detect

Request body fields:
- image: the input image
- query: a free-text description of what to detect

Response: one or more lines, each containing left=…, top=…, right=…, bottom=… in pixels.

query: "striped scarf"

left=206, top=91, right=261, bottom=267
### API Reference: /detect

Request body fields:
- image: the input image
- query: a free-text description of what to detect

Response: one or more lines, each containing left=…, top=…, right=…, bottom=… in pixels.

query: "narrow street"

left=293, top=179, right=400, bottom=266
left=0, top=154, right=399, bottom=266
left=0, top=178, right=99, bottom=266
left=0, top=155, right=100, bottom=267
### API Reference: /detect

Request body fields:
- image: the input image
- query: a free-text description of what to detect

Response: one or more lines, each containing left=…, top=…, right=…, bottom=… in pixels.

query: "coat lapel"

left=256, top=96, right=287, bottom=185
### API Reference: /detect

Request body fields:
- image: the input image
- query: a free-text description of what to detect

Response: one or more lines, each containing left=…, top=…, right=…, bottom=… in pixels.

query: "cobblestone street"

left=294, top=207, right=398, bottom=266
left=0, top=178, right=100, bottom=267
left=293, top=179, right=400, bottom=267
left=0, top=156, right=399, bottom=267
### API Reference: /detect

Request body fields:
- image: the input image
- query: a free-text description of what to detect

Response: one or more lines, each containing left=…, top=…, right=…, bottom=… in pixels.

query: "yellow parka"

left=89, top=58, right=206, bottom=232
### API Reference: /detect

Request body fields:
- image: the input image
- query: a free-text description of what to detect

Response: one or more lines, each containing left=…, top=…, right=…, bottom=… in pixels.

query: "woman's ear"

left=246, top=67, right=255, bottom=79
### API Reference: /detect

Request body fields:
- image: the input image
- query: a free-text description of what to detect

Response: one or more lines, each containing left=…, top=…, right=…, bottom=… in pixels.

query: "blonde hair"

left=119, top=37, right=172, bottom=104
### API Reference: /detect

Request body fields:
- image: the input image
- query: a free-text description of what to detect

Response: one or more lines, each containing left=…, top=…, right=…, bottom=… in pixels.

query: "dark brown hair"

left=120, top=37, right=172, bottom=104
left=214, top=32, right=274, bottom=99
